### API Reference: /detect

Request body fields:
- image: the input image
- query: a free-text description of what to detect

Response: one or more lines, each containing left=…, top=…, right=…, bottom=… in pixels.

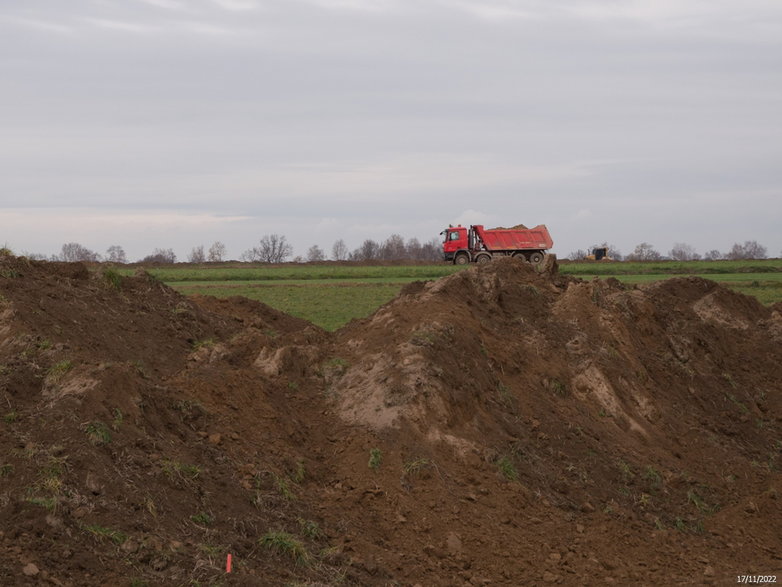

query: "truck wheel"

left=476, top=254, right=491, bottom=265
left=455, top=254, right=470, bottom=265
left=529, top=252, right=544, bottom=265
left=512, top=252, right=527, bottom=262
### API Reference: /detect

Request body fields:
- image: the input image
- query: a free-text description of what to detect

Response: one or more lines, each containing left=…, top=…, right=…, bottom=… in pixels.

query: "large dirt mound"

left=1, top=254, right=780, bottom=585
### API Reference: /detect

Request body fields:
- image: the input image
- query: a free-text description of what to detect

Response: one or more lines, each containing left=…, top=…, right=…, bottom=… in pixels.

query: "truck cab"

left=441, top=225, right=469, bottom=262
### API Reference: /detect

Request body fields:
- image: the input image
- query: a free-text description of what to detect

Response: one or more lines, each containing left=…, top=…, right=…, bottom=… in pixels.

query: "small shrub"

left=191, top=338, right=215, bottom=351
left=368, top=448, right=382, bottom=471
left=273, top=473, right=295, bottom=500
left=26, top=496, right=56, bottom=511
left=0, top=464, right=13, bottom=477
left=3, top=411, right=18, bottom=424
left=111, top=408, right=123, bottom=431
left=259, top=531, right=309, bottom=565
left=403, top=457, right=432, bottom=478
left=293, top=459, right=306, bottom=483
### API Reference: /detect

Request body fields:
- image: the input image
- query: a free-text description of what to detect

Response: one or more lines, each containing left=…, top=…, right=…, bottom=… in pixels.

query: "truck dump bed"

left=473, top=225, right=553, bottom=251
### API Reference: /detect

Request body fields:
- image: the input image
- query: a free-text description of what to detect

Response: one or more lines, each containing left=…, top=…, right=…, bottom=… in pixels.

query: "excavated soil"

left=1, top=255, right=780, bottom=586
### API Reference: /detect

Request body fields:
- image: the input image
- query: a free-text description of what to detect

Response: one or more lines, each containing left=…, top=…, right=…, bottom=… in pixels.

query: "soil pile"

left=1, top=254, right=780, bottom=585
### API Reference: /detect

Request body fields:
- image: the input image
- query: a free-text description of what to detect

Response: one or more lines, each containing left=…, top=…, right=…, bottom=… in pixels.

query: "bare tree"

left=207, top=241, right=226, bottom=262
left=726, top=240, right=767, bottom=260
left=703, top=249, right=723, bottom=261
left=627, top=242, right=662, bottom=261
left=188, top=245, right=206, bottom=263
left=306, top=244, right=325, bottom=262
left=331, top=239, right=348, bottom=261
left=380, top=234, right=407, bottom=260
left=60, top=242, right=100, bottom=262
left=419, top=238, right=442, bottom=262
left=568, top=249, right=589, bottom=261
left=351, top=239, right=380, bottom=261
left=406, top=237, right=422, bottom=260
left=142, top=248, right=176, bottom=263
left=105, top=245, right=127, bottom=263
left=242, top=234, right=293, bottom=263
left=669, top=243, right=700, bottom=261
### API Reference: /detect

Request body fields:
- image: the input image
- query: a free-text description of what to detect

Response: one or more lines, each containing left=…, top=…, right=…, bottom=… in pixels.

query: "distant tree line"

left=567, top=240, right=770, bottom=262
left=17, top=233, right=444, bottom=264
left=16, top=236, right=775, bottom=265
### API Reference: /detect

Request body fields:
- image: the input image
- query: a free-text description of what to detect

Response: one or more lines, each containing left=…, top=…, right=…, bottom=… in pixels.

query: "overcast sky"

left=2, top=0, right=781, bottom=261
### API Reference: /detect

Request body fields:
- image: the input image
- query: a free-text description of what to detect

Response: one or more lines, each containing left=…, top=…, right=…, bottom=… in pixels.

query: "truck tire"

left=529, top=251, right=544, bottom=265
left=512, top=252, right=527, bottom=262
left=476, top=254, right=491, bottom=265
left=455, top=253, right=470, bottom=265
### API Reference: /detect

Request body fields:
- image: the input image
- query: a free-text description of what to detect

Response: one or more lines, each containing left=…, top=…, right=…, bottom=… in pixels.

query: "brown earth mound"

left=1, top=254, right=780, bottom=585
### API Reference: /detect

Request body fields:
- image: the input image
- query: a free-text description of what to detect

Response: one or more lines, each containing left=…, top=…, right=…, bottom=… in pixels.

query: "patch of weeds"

left=171, top=398, right=204, bottom=419
left=0, top=364, right=7, bottom=376
left=102, top=269, right=122, bottom=290
left=479, top=344, right=488, bottom=357
left=83, top=421, right=111, bottom=446
left=111, top=408, right=123, bottom=431
left=3, top=411, right=19, bottom=424
left=26, top=496, right=56, bottom=511
left=654, top=517, right=665, bottom=531
left=297, top=518, right=322, bottom=540
left=191, top=338, right=215, bottom=351
left=293, top=459, right=306, bottom=483
left=368, top=448, right=382, bottom=471
left=547, top=378, right=568, bottom=397
left=496, top=455, right=519, bottom=481
left=634, top=493, right=651, bottom=508
left=673, top=517, right=687, bottom=532
left=722, top=372, right=738, bottom=389
left=161, top=460, right=201, bottom=483
left=645, top=466, right=662, bottom=490
left=287, top=381, right=299, bottom=391
left=0, top=269, right=20, bottom=279
left=0, top=464, right=13, bottom=477
left=131, top=360, right=148, bottom=379
left=190, top=511, right=213, bottom=526
left=617, top=460, right=635, bottom=483
left=725, top=392, right=749, bottom=414
left=687, top=489, right=714, bottom=514
left=598, top=408, right=610, bottom=418
left=403, top=457, right=432, bottom=478
left=83, top=524, right=128, bottom=545
left=36, top=339, right=52, bottom=351
left=45, top=360, right=73, bottom=385
left=273, top=473, right=295, bottom=500
left=259, top=531, right=309, bottom=565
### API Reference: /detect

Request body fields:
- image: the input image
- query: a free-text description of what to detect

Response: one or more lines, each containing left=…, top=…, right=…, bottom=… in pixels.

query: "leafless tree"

left=703, top=249, right=723, bottom=261
left=142, top=248, right=176, bottom=263
left=307, top=244, right=325, bottom=262
left=627, top=242, right=662, bottom=261
left=418, top=238, right=442, bottom=262
left=405, top=237, right=422, bottom=260
left=352, top=239, right=380, bottom=261
left=568, top=249, right=589, bottom=260
left=60, top=242, right=100, bottom=262
left=726, top=240, right=767, bottom=260
left=207, top=241, right=226, bottom=262
left=380, top=234, right=407, bottom=260
left=331, top=239, right=348, bottom=261
left=188, top=245, right=206, bottom=263
left=105, top=245, right=127, bottom=263
left=669, top=243, right=700, bottom=261
left=242, top=234, right=293, bottom=263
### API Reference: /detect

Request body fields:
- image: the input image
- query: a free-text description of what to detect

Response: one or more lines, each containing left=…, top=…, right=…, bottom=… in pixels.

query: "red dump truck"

left=441, top=224, right=554, bottom=265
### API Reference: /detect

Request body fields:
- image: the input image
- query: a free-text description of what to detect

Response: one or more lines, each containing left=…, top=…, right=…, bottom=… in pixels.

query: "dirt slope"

left=1, top=254, right=780, bottom=585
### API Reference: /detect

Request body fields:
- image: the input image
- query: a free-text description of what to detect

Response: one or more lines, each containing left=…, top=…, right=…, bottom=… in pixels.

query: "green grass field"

left=125, top=259, right=782, bottom=330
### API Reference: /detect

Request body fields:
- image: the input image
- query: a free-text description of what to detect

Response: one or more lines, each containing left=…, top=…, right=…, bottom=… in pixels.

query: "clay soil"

left=1, top=254, right=780, bottom=586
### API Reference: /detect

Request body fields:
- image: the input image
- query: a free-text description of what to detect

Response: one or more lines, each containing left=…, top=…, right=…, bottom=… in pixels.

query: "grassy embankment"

left=125, top=259, right=782, bottom=330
